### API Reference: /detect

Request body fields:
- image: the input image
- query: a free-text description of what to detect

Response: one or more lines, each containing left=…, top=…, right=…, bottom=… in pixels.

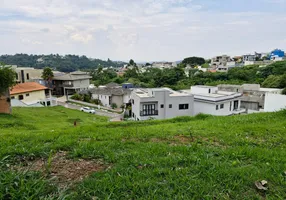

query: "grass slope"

left=1, top=106, right=286, bottom=199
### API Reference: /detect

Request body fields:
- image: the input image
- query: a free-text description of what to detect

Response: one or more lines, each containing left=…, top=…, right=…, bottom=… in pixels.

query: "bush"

left=70, top=93, right=83, bottom=101
left=91, top=99, right=102, bottom=105
left=282, top=88, right=286, bottom=95
left=111, top=103, right=118, bottom=109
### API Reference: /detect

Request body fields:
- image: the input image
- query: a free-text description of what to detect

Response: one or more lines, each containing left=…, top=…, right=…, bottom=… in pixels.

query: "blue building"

left=270, top=49, right=285, bottom=59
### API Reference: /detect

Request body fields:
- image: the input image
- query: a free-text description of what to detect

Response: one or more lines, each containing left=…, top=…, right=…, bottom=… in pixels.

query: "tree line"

left=0, top=54, right=125, bottom=72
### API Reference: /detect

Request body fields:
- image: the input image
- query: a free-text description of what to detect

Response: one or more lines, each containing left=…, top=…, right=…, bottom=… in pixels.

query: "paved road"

left=57, top=101, right=123, bottom=121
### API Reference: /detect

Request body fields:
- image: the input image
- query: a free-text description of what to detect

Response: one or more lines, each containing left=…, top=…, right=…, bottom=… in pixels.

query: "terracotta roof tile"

left=10, top=82, right=47, bottom=95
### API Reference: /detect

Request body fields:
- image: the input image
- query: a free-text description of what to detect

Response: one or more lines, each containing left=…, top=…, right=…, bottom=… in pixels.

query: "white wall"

left=264, top=93, right=286, bottom=112
left=191, top=86, right=218, bottom=94
left=194, top=100, right=240, bottom=116
left=123, top=93, right=131, bottom=104
left=98, top=94, right=111, bottom=107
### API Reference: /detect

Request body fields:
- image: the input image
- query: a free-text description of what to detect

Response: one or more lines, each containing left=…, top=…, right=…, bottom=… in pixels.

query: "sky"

left=0, top=0, right=286, bottom=62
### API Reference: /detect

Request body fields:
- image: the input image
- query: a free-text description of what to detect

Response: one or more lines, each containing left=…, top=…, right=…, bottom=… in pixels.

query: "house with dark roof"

left=52, top=71, right=92, bottom=96
left=90, top=83, right=133, bottom=108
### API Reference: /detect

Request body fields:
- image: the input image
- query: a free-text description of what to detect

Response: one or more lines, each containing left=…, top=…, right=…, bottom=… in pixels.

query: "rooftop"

left=10, top=82, right=47, bottom=95
left=134, top=88, right=193, bottom=98
left=53, top=73, right=92, bottom=81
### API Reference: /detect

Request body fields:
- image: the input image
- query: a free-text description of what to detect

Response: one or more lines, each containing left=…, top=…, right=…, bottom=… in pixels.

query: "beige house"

left=10, top=82, right=53, bottom=106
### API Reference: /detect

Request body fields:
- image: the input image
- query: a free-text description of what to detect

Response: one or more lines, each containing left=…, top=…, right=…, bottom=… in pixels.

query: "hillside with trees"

left=0, top=54, right=125, bottom=72
left=91, top=59, right=286, bottom=91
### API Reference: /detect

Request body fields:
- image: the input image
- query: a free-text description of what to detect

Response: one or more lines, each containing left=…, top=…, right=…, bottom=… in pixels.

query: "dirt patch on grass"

left=13, top=151, right=108, bottom=187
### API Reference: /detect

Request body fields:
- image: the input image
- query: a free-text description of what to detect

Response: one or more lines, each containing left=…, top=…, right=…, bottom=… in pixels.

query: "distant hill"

left=0, top=54, right=126, bottom=72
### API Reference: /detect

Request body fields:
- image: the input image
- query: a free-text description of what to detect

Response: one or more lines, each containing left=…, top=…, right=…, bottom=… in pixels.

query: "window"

left=11, top=96, right=15, bottom=99
left=132, top=99, right=134, bottom=104
left=161, top=104, right=164, bottom=108
left=233, top=100, right=239, bottom=110
left=208, top=89, right=211, bottom=93
left=15, top=73, right=18, bottom=80
left=220, top=104, right=224, bottom=109
left=26, top=73, right=30, bottom=80
left=18, top=95, right=24, bottom=100
left=179, top=104, right=189, bottom=110
left=216, top=105, right=219, bottom=110
left=169, top=104, right=172, bottom=108
left=141, top=104, right=158, bottom=116
left=26, top=93, right=30, bottom=97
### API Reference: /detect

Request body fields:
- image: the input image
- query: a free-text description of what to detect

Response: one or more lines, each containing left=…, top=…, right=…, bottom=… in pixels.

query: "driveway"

left=57, top=101, right=123, bottom=121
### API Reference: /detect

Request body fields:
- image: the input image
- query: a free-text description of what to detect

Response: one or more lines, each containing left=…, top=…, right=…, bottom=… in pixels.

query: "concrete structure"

left=218, top=84, right=282, bottom=112
left=131, top=88, right=194, bottom=121
left=10, top=82, right=56, bottom=107
left=90, top=83, right=133, bottom=108
left=151, top=62, right=177, bottom=69
left=52, top=71, right=91, bottom=96
left=211, top=55, right=231, bottom=68
left=182, top=86, right=244, bottom=116
left=270, top=49, right=285, bottom=60
left=264, top=93, right=286, bottom=112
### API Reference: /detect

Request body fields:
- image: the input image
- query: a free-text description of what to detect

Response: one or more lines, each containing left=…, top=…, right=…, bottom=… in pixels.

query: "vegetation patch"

left=12, top=151, right=109, bottom=187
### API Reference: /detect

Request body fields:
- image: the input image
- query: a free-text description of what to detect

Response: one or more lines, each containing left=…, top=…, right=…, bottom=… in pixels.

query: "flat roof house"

left=182, top=86, right=244, bottom=116
left=131, top=88, right=194, bottom=121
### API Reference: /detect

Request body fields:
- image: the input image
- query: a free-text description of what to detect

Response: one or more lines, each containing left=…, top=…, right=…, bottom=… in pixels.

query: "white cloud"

left=70, top=33, right=93, bottom=43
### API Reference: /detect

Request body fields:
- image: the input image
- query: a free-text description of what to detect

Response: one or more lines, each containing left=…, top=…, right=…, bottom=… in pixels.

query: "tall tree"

left=0, top=64, right=17, bottom=114
left=42, top=67, right=54, bottom=88
left=182, top=57, right=205, bottom=67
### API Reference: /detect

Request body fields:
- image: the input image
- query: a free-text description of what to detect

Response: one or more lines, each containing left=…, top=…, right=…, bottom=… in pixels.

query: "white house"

left=182, top=86, right=245, bottom=116
left=131, top=88, right=194, bottom=121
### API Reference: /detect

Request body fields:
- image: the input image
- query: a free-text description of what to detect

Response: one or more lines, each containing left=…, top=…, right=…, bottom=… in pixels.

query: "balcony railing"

left=140, top=110, right=158, bottom=116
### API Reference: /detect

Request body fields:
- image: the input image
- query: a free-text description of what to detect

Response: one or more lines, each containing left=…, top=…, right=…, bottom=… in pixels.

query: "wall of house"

left=97, top=94, right=111, bottom=107
left=264, top=93, right=286, bottom=112
left=191, top=86, right=218, bottom=94
left=73, top=79, right=90, bottom=89
left=11, top=90, right=46, bottom=104
left=0, top=90, right=11, bottom=114
left=123, top=93, right=131, bottom=104
left=111, top=95, right=123, bottom=108
left=193, top=100, right=239, bottom=116
left=15, top=68, right=43, bottom=83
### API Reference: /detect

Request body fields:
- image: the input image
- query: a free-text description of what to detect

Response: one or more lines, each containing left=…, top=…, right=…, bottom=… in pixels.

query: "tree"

left=182, top=57, right=205, bottom=67
left=42, top=67, right=54, bottom=88
left=0, top=64, right=17, bottom=114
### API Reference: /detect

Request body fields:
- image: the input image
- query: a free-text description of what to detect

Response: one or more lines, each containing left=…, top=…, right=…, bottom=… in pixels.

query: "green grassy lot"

left=1, top=106, right=286, bottom=199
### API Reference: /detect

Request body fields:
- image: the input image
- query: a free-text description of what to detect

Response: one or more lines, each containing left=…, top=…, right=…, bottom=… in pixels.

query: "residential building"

left=10, top=82, right=56, bottom=107
left=131, top=88, right=194, bottom=121
left=52, top=71, right=91, bottom=96
left=218, top=84, right=282, bottom=112
left=14, top=67, right=43, bottom=84
left=211, top=55, right=231, bottom=68
left=243, top=54, right=256, bottom=62
left=151, top=62, right=177, bottom=69
left=182, top=86, right=244, bottom=116
left=90, top=83, right=133, bottom=108
left=270, top=49, right=285, bottom=61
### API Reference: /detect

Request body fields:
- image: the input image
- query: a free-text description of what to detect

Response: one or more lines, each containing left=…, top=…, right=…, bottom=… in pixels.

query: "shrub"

left=111, top=103, right=118, bottom=109
left=70, top=93, right=82, bottom=101
left=282, top=88, right=286, bottom=95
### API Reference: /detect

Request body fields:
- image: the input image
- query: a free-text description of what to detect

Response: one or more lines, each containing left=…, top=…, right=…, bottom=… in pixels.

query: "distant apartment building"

left=151, top=62, right=177, bottom=69
left=182, top=86, right=244, bottom=116
left=131, top=88, right=194, bottom=121
left=243, top=54, right=256, bottom=62
left=218, top=84, right=282, bottom=112
left=211, top=55, right=231, bottom=68
left=52, top=71, right=91, bottom=96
